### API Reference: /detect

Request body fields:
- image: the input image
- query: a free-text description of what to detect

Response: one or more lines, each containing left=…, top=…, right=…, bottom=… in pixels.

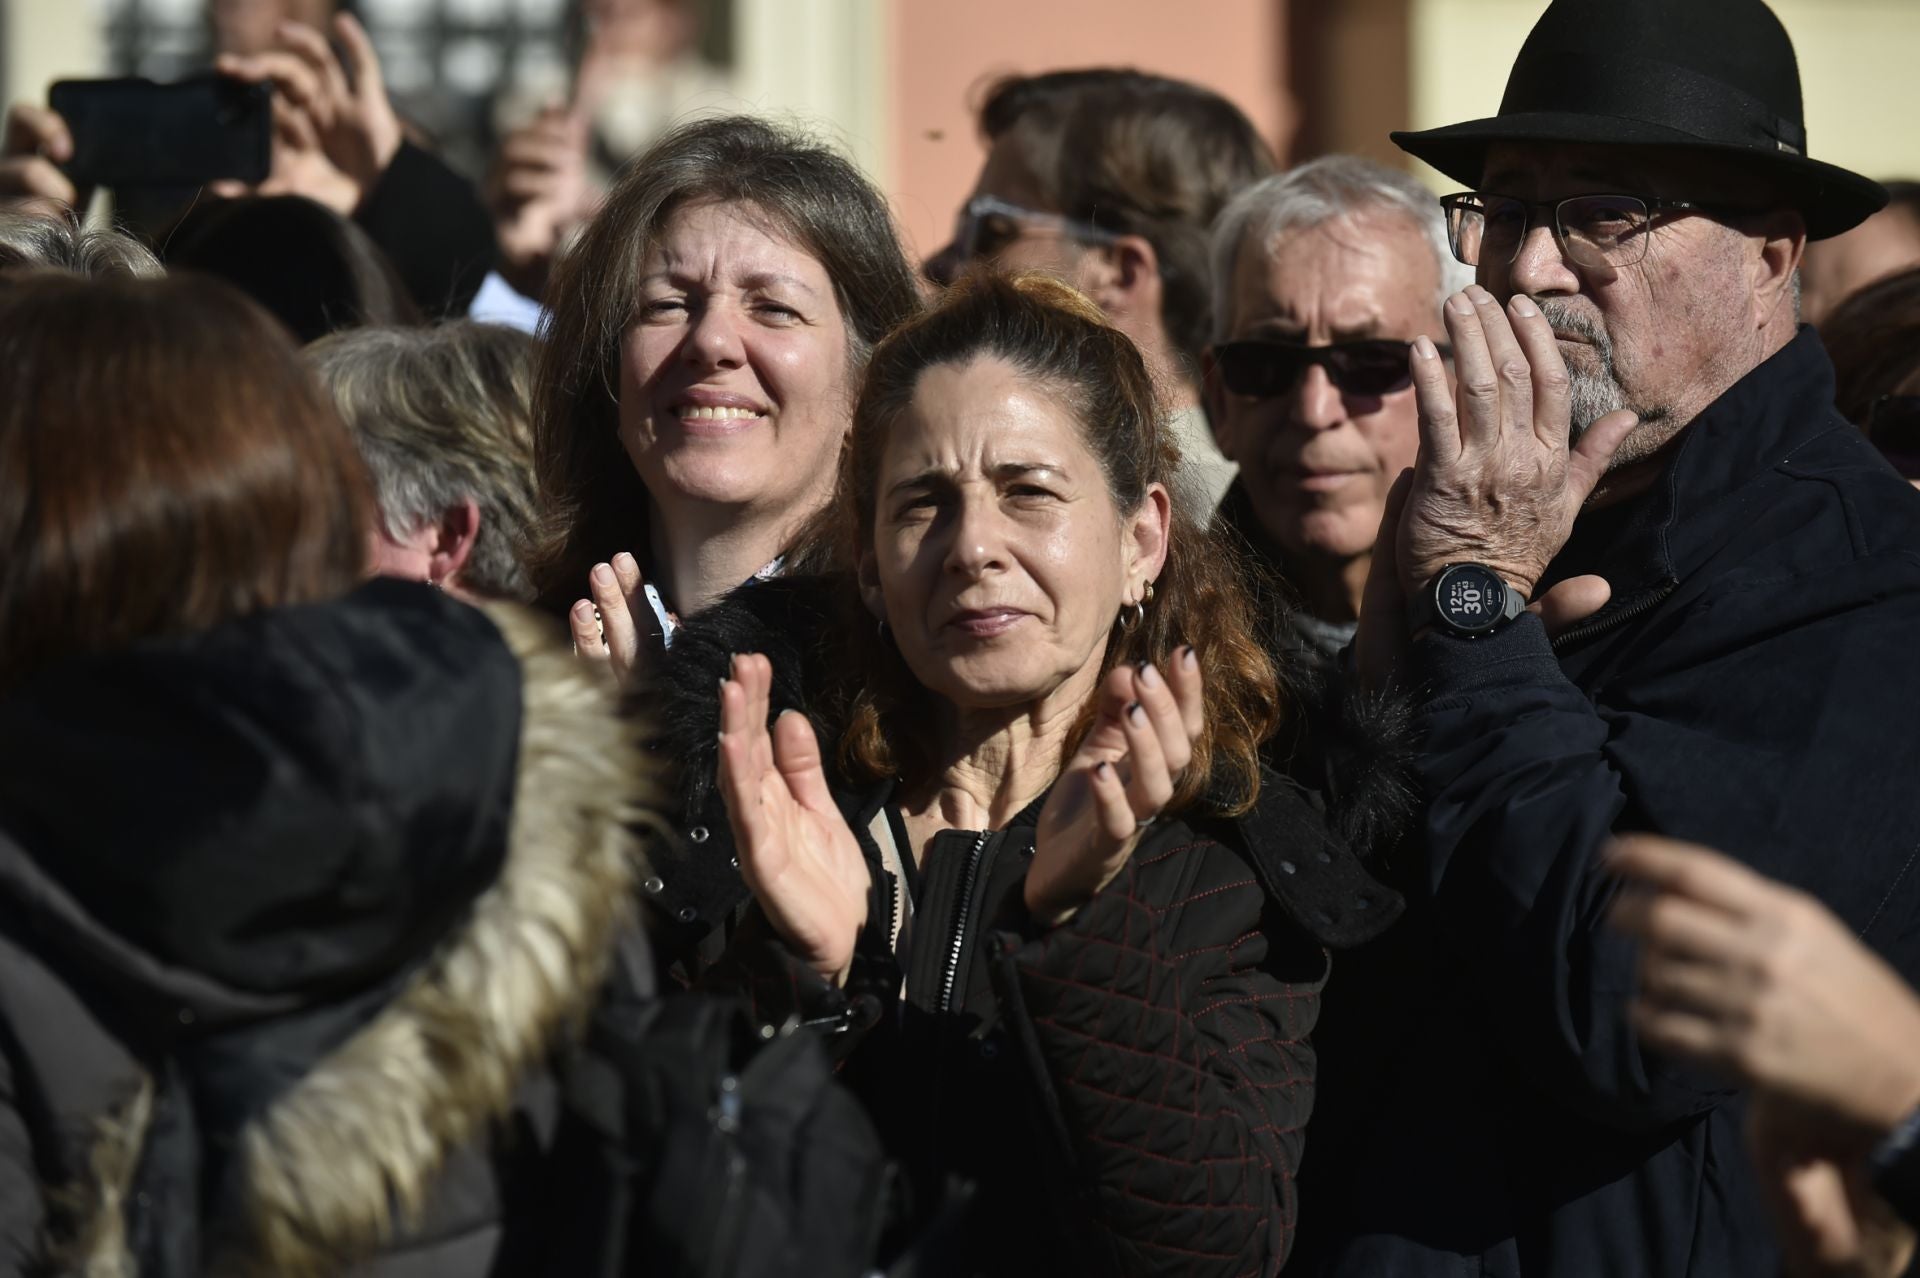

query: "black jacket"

left=1306, top=327, right=1920, bottom=1277
left=0, top=581, right=658, bottom=1277
left=643, top=575, right=1407, bottom=1276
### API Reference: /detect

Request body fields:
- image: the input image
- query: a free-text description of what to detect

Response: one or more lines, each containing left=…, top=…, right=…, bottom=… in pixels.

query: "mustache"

left=1533, top=298, right=1611, bottom=352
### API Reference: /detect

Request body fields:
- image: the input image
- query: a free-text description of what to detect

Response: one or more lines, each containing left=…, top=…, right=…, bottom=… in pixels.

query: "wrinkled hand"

left=1028, top=650, right=1203, bottom=925
left=1750, top=1093, right=1919, bottom=1278
left=1356, top=464, right=1614, bottom=692
left=215, top=14, right=401, bottom=213
left=570, top=552, right=659, bottom=689
left=1400, top=285, right=1639, bottom=600
left=487, top=103, right=599, bottom=301
left=1, top=104, right=80, bottom=209
left=718, top=653, right=870, bottom=984
left=1609, top=835, right=1920, bottom=1152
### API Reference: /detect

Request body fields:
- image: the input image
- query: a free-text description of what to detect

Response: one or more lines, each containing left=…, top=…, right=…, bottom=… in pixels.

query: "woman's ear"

left=1124, top=482, right=1174, bottom=592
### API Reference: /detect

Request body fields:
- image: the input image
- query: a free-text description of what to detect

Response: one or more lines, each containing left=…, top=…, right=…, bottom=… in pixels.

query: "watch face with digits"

left=1432, top=563, right=1514, bottom=635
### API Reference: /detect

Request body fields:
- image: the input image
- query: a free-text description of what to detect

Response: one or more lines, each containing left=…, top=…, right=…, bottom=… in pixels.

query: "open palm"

left=716, top=653, right=869, bottom=983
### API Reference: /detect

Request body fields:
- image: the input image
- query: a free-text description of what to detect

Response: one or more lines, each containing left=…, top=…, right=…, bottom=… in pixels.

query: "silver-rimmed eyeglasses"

left=1441, top=192, right=1720, bottom=269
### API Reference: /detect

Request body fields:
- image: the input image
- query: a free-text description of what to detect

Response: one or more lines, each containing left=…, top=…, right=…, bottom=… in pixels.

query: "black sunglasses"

left=1210, top=337, right=1440, bottom=399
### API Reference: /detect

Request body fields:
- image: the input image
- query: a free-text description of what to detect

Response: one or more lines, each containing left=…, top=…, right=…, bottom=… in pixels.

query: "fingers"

left=1116, top=694, right=1174, bottom=819
left=610, top=549, right=643, bottom=603
left=0, top=156, right=78, bottom=206
left=1443, top=289, right=1504, bottom=453
left=1528, top=574, right=1611, bottom=637
left=1467, top=284, right=1534, bottom=442
left=587, top=561, right=638, bottom=677
left=1163, top=644, right=1204, bottom=741
left=1606, top=834, right=1770, bottom=917
left=569, top=597, right=612, bottom=665
left=730, top=652, right=775, bottom=776
left=274, top=22, right=351, bottom=123
left=771, top=709, right=836, bottom=812
left=332, top=12, right=385, bottom=100
left=3, top=104, right=72, bottom=162
left=1568, top=406, right=1640, bottom=499
left=1410, top=335, right=1461, bottom=465
left=1507, top=293, right=1572, bottom=448
left=1087, top=761, right=1140, bottom=843
left=222, top=50, right=328, bottom=127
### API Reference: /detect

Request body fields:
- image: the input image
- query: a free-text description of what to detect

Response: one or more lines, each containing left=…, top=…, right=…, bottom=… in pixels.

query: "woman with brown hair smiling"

left=533, top=113, right=922, bottom=685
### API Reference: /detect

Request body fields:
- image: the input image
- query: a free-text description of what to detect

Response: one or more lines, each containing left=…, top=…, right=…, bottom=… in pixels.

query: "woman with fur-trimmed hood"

left=0, top=274, right=659, bottom=1276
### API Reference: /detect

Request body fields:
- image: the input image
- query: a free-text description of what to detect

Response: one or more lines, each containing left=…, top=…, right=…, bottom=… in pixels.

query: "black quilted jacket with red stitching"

left=643, top=575, right=1406, bottom=1277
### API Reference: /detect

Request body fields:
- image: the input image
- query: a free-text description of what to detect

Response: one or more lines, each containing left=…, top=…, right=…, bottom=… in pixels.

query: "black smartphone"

left=49, top=75, right=272, bottom=189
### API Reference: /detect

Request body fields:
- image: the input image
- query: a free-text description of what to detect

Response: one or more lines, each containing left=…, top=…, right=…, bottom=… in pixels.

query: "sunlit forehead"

left=883, top=358, right=1096, bottom=491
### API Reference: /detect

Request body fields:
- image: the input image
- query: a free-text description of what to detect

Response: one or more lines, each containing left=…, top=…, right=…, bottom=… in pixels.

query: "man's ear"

left=1081, top=234, right=1163, bottom=329
left=1750, top=210, right=1807, bottom=329
left=1126, top=482, right=1174, bottom=589
left=426, top=498, right=482, bottom=589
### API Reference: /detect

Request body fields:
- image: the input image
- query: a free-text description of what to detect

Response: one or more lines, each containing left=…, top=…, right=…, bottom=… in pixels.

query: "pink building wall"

left=886, top=0, right=1294, bottom=265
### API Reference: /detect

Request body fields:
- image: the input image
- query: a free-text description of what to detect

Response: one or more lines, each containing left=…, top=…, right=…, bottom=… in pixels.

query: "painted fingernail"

left=1138, top=663, right=1162, bottom=690
left=1180, top=645, right=1198, bottom=670
left=1509, top=294, right=1538, bottom=317
left=592, top=563, right=613, bottom=586
left=1413, top=335, right=1438, bottom=361
left=1127, top=701, right=1145, bottom=726
left=1094, top=761, right=1112, bottom=780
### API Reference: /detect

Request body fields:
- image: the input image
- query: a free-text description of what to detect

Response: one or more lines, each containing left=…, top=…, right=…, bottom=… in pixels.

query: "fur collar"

left=67, top=603, right=661, bottom=1278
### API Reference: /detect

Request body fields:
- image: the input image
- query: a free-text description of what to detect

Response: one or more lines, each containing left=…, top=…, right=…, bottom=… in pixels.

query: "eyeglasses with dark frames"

left=1210, top=337, right=1446, bottom=400
left=1441, top=192, right=1727, bottom=269
left=955, top=195, right=1121, bottom=263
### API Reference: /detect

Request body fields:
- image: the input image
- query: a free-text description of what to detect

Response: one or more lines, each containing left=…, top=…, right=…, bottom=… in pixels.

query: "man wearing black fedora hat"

left=1305, top=1, right=1920, bottom=1276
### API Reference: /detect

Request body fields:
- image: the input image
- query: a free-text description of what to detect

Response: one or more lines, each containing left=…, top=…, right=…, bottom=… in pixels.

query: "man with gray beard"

left=1298, top=1, right=1920, bottom=1276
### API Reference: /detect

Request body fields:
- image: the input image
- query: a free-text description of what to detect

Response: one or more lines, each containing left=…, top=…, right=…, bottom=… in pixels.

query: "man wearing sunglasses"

left=1297, top=3, right=1920, bottom=1278
left=1204, top=154, right=1468, bottom=669
left=922, top=68, right=1271, bottom=524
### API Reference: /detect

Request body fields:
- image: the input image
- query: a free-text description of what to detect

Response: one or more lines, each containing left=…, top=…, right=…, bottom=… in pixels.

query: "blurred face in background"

left=923, top=137, right=1098, bottom=291
left=1803, top=204, right=1920, bottom=327
left=617, top=199, right=852, bottom=535
left=1212, top=209, right=1438, bottom=570
left=207, top=0, right=336, bottom=55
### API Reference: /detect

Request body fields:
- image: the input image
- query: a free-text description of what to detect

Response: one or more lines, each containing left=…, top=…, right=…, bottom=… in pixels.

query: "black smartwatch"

left=1412, top=563, right=1527, bottom=638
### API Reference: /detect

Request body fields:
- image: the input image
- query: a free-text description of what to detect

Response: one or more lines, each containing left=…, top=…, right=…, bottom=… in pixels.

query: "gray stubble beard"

left=1534, top=297, right=1631, bottom=447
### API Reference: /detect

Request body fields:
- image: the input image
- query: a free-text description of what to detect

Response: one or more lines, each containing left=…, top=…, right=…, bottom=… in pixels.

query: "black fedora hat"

left=1391, top=0, right=1886, bottom=239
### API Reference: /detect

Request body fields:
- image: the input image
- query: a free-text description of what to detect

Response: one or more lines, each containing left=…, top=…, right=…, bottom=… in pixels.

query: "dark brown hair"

left=834, top=269, right=1281, bottom=816
left=0, top=273, right=372, bottom=687
left=530, top=114, right=923, bottom=608
left=1822, top=264, right=1920, bottom=424
left=977, top=69, right=1275, bottom=381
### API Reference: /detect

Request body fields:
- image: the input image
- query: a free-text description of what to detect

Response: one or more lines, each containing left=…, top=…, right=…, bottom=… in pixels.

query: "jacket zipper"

left=1549, top=579, right=1678, bottom=652
left=938, top=832, right=991, bottom=1014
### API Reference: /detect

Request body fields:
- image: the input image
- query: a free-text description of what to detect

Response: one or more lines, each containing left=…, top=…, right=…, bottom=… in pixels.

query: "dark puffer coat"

left=0, top=581, right=659, bottom=1277
left=642, top=576, right=1408, bottom=1277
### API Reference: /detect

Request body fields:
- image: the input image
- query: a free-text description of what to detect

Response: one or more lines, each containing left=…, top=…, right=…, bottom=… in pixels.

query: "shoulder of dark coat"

left=1194, top=765, right=1406, bottom=950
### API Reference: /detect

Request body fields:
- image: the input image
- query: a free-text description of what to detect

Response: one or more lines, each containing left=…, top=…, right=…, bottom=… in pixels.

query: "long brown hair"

left=529, top=115, right=923, bottom=609
left=833, top=270, right=1281, bottom=816
left=0, top=273, right=371, bottom=688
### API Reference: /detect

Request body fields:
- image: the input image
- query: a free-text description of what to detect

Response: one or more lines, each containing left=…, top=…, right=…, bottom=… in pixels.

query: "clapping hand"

left=570, top=552, right=657, bottom=689
left=718, top=653, right=870, bottom=985
left=214, top=14, right=402, bottom=214
left=1027, top=650, right=1204, bottom=926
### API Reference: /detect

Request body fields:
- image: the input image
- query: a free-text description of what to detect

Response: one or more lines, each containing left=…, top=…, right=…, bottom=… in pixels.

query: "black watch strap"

left=1411, top=563, right=1528, bottom=638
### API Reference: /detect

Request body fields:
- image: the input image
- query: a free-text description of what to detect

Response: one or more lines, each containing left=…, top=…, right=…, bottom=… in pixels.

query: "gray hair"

left=0, top=209, right=162, bottom=279
left=1209, top=154, right=1471, bottom=340
left=308, top=322, right=540, bottom=602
